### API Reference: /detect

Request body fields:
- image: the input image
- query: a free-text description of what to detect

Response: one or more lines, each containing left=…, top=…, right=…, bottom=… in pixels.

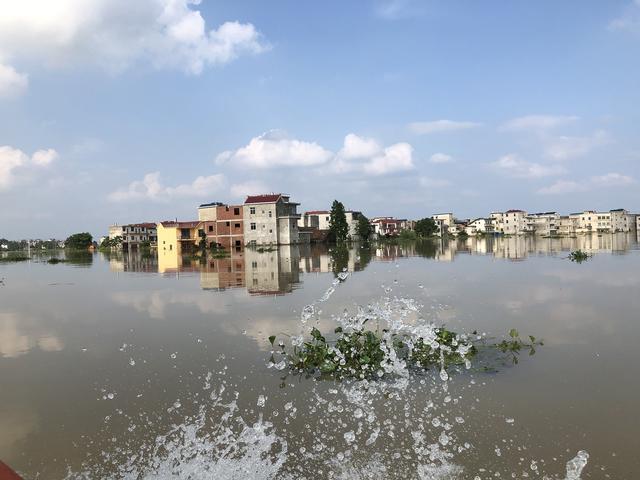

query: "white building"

left=524, top=212, right=560, bottom=236
left=492, top=210, right=527, bottom=235
left=243, top=194, right=301, bottom=246
left=298, top=210, right=331, bottom=230
left=466, top=218, right=494, bottom=236
left=569, top=209, right=635, bottom=233
left=432, top=213, right=454, bottom=236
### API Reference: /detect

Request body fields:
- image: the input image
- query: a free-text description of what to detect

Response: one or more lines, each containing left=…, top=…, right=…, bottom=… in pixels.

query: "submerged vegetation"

left=0, top=255, right=30, bottom=263
left=268, top=324, right=542, bottom=380
left=569, top=249, right=591, bottom=263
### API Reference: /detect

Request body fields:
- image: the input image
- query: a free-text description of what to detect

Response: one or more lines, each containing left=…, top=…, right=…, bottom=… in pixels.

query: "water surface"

left=1, top=234, right=639, bottom=478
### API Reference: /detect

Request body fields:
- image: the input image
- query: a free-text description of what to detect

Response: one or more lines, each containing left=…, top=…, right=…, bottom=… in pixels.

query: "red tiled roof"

left=160, top=221, right=201, bottom=228
left=305, top=210, right=330, bottom=214
left=245, top=194, right=282, bottom=204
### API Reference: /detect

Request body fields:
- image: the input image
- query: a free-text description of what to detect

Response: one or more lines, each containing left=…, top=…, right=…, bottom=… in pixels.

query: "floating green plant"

left=568, top=249, right=590, bottom=263
left=268, top=324, right=542, bottom=380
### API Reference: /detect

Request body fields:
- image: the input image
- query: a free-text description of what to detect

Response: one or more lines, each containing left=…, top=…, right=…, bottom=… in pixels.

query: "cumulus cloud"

left=408, top=120, right=481, bottom=135
left=500, top=115, right=579, bottom=132
left=0, top=145, right=57, bottom=190
left=0, top=63, right=28, bottom=99
left=429, top=153, right=453, bottom=164
left=216, top=130, right=333, bottom=169
left=108, top=171, right=225, bottom=202
left=490, top=154, right=566, bottom=179
left=331, top=134, right=414, bottom=176
left=538, top=172, right=635, bottom=195
left=544, top=130, right=610, bottom=161
left=0, top=0, right=269, bottom=93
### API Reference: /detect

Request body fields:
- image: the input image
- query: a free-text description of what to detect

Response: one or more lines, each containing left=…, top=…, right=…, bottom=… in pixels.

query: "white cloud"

left=230, top=180, right=269, bottom=199
left=339, top=133, right=382, bottom=159
left=0, top=63, right=28, bottom=99
left=0, top=145, right=57, bottom=190
left=363, top=142, right=414, bottom=175
left=500, top=115, right=579, bottom=132
left=538, top=172, right=635, bottom=195
left=419, top=177, right=451, bottom=188
left=108, top=171, right=225, bottom=202
left=31, top=149, right=59, bottom=166
left=0, top=0, right=269, bottom=93
left=429, top=153, right=453, bottom=164
left=216, top=130, right=333, bottom=169
left=609, top=1, right=640, bottom=32
left=408, top=120, right=481, bottom=135
left=330, top=134, right=414, bottom=176
left=490, top=154, right=566, bottom=179
left=544, top=130, right=610, bottom=160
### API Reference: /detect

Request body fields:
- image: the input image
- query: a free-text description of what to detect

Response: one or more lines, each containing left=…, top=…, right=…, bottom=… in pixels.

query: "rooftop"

left=245, top=194, right=285, bottom=204
left=305, top=210, right=330, bottom=215
left=199, top=202, right=224, bottom=208
left=160, top=220, right=201, bottom=228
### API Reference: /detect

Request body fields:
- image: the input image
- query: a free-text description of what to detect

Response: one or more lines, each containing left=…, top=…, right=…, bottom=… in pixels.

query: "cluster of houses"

left=434, top=208, right=640, bottom=237
left=106, top=192, right=640, bottom=253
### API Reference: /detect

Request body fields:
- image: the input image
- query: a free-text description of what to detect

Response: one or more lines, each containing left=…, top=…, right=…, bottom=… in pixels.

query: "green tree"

left=65, top=232, right=93, bottom=250
left=328, top=200, right=349, bottom=243
left=414, top=218, right=438, bottom=237
left=356, top=214, right=373, bottom=242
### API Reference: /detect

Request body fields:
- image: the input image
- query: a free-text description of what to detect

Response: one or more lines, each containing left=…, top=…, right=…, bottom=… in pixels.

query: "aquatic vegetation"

left=568, top=249, right=591, bottom=263
left=269, top=323, right=541, bottom=379
left=47, top=257, right=67, bottom=264
left=0, top=255, right=30, bottom=262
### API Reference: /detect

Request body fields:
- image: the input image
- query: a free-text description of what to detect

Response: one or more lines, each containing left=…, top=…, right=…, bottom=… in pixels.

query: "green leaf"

left=268, top=335, right=276, bottom=346
left=334, top=326, right=343, bottom=334
left=509, top=328, right=519, bottom=339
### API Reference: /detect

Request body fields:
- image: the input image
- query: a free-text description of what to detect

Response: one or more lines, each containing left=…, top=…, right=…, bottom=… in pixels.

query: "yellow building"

left=156, top=221, right=202, bottom=253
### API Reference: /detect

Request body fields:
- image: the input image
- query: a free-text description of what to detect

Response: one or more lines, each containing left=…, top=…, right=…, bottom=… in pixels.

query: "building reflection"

left=106, top=233, right=640, bottom=293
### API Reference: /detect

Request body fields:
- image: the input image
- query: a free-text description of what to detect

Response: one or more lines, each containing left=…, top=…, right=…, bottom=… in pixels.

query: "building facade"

left=198, top=202, right=244, bottom=249
left=243, top=194, right=301, bottom=246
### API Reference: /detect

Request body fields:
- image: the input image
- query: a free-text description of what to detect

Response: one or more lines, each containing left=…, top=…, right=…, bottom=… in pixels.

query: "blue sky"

left=0, top=0, right=639, bottom=238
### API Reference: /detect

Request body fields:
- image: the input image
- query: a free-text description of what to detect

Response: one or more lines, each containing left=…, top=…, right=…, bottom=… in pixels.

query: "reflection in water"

left=107, top=233, right=640, bottom=295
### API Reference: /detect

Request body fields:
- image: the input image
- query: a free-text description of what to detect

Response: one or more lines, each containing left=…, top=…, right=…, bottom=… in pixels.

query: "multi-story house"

left=198, top=202, right=244, bottom=249
left=157, top=220, right=202, bottom=253
left=120, top=223, right=157, bottom=249
left=492, top=210, right=527, bottom=235
left=371, top=217, right=403, bottom=237
left=243, top=194, right=301, bottom=246
left=557, top=216, right=578, bottom=236
left=432, top=213, right=454, bottom=236
left=466, top=218, right=494, bottom=236
left=298, top=210, right=331, bottom=230
left=108, top=225, right=124, bottom=240
left=524, top=212, right=560, bottom=236
left=569, top=209, right=635, bottom=233
left=346, top=211, right=364, bottom=239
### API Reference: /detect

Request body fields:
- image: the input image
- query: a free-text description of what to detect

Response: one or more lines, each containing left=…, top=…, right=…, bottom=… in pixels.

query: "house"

left=569, top=209, right=635, bottom=233
left=524, top=212, right=560, bottom=236
left=298, top=210, right=331, bottom=230
left=198, top=202, right=244, bottom=250
left=466, top=218, right=494, bottom=235
left=492, top=210, right=527, bottom=235
left=370, top=217, right=404, bottom=237
left=120, top=223, right=157, bottom=249
left=243, top=194, right=301, bottom=246
left=156, top=220, right=202, bottom=253
left=346, top=211, right=364, bottom=239
left=432, top=213, right=454, bottom=236
left=109, top=225, right=124, bottom=240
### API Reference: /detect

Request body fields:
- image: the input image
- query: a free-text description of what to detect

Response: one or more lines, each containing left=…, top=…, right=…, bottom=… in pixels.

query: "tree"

left=328, top=200, right=349, bottom=243
left=65, top=232, right=93, bottom=250
left=414, top=218, right=438, bottom=237
left=356, top=215, right=373, bottom=242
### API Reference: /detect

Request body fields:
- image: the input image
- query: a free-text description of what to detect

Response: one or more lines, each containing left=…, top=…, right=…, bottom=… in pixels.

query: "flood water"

left=1, top=233, right=640, bottom=479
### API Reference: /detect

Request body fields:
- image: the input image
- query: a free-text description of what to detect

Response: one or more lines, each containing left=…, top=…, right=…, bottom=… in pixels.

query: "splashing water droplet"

left=256, top=395, right=266, bottom=408
left=565, top=450, right=589, bottom=480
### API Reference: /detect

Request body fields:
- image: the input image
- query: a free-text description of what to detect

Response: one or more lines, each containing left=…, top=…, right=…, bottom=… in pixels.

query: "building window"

left=250, top=207, right=255, bottom=215
left=250, top=223, right=256, bottom=230
left=269, top=211, right=272, bottom=218
left=226, top=221, right=230, bottom=226
left=235, top=223, right=240, bottom=228
left=208, top=225, right=213, bottom=232
left=234, top=208, right=240, bottom=215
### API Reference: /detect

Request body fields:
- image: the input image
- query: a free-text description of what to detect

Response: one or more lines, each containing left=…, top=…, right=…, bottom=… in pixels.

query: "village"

left=104, top=192, right=640, bottom=252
